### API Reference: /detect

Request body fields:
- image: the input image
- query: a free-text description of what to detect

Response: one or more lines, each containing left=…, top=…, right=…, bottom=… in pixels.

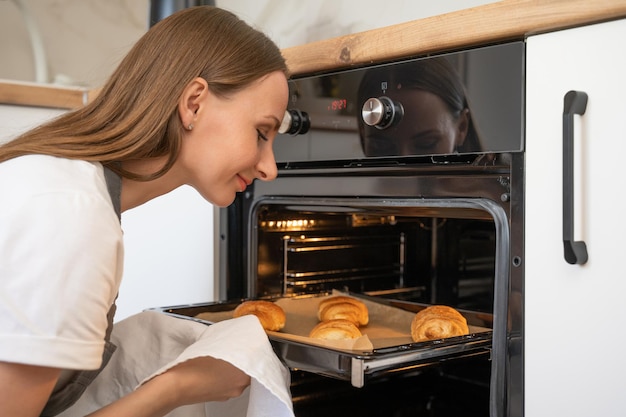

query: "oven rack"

left=282, top=233, right=405, bottom=294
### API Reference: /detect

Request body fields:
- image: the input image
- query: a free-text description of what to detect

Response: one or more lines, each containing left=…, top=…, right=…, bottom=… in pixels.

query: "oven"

left=164, top=41, right=524, bottom=417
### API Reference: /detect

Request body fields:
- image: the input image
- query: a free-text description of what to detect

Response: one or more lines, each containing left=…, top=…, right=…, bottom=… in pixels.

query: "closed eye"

left=257, top=129, right=269, bottom=142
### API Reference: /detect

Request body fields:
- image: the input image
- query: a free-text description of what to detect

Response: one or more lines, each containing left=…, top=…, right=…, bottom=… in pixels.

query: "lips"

left=237, top=175, right=251, bottom=191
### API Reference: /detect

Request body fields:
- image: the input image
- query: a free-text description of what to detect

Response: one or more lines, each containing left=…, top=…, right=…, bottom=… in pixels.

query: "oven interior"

left=253, top=201, right=496, bottom=314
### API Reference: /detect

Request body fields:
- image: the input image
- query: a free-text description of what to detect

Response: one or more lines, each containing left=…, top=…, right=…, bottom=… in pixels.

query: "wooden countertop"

left=2, top=0, right=626, bottom=109
left=0, top=79, right=95, bottom=109
left=282, top=0, right=626, bottom=76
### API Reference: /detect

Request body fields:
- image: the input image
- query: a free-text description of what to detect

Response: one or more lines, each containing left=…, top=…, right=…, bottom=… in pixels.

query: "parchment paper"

left=195, top=292, right=490, bottom=354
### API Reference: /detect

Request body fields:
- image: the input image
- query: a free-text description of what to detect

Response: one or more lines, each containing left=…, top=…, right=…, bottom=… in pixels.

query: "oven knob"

left=361, top=96, right=403, bottom=129
left=279, top=109, right=311, bottom=135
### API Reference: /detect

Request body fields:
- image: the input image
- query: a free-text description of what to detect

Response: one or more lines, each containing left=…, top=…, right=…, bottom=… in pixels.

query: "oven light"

left=260, top=218, right=317, bottom=230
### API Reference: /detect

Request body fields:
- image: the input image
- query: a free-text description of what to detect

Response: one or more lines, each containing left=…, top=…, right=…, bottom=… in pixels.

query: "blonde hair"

left=0, top=6, right=288, bottom=180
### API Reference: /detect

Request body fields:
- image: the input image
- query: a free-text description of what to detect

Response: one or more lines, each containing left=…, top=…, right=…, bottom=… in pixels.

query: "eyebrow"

left=266, top=115, right=282, bottom=131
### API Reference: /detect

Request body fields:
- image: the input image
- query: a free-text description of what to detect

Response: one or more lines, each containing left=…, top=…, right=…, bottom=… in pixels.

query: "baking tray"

left=150, top=293, right=492, bottom=388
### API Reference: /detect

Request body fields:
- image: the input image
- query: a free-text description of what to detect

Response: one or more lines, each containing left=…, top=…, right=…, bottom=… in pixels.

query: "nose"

left=255, top=146, right=278, bottom=181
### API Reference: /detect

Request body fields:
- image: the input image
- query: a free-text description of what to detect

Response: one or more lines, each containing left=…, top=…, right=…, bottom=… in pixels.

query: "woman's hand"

left=161, top=356, right=251, bottom=404
left=87, top=356, right=250, bottom=417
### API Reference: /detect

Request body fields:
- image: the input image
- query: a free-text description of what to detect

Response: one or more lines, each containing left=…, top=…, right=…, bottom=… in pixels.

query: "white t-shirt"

left=0, top=155, right=124, bottom=370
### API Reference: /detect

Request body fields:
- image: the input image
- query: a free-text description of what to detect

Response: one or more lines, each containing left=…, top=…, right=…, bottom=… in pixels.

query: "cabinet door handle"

left=562, top=90, right=588, bottom=265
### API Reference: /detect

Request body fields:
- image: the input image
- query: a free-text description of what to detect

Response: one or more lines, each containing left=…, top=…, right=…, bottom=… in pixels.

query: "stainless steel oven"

left=165, top=41, right=524, bottom=417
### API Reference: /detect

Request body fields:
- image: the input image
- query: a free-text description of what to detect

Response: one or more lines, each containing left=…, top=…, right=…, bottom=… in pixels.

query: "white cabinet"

left=0, top=104, right=66, bottom=144
left=525, top=19, right=626, bottom=416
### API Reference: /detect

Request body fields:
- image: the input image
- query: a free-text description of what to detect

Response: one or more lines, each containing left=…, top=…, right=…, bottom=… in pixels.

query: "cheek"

left=178, top=134, right=228, bottom=186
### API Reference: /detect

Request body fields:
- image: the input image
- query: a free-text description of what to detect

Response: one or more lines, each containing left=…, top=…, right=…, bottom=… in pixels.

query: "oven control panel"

left=276, top=41, right=524, bottom=164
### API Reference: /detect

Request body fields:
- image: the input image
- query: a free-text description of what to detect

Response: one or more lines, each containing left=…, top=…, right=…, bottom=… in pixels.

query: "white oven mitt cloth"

left=57, top=310, right=294, bottom=417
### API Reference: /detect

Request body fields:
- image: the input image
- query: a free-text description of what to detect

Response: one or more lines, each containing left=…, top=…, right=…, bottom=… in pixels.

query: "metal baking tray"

left=150, top=293, right=492, bottom=388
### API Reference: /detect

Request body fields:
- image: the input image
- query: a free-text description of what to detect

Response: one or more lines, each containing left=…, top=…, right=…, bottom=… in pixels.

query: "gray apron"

left=40, top=166, right=121, bottom=416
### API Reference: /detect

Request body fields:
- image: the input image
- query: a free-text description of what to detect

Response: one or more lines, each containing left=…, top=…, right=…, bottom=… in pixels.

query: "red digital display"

left=328, top=99, right=347, bottom=111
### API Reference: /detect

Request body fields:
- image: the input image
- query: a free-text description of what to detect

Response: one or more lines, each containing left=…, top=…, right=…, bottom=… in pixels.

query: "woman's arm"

left=87, top=356, right=251, bottom=417
left=0, top=361, right=61, bottom=417
left=0, top=356, right=249, bottom=417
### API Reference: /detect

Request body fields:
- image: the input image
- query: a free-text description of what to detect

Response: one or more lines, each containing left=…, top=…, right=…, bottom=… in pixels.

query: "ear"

left=454, top=108, right=470, bottom=147
left=178, top=77, right=209, bottom=129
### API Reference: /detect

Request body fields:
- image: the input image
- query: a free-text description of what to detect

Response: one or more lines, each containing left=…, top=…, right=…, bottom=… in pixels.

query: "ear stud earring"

left=187, top=123, right=194, bottom=130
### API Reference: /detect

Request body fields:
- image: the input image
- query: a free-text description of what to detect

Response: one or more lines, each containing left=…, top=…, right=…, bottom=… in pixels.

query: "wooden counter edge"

left=0, top=79, right=90, bottom=109
left=282, top=0, right=626, bottom=76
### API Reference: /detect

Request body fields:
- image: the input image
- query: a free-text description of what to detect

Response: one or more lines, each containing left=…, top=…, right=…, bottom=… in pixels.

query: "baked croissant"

left=309, top=319, right=362, bottom=340
left=233, top=300, right=286, bottom=331
left=317, top=296, right=369, bottom=326
left=410, top=305, right=469, bottom=342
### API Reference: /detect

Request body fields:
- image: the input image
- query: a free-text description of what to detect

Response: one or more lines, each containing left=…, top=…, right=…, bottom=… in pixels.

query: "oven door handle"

left=562, top=90, right=589, bottom=265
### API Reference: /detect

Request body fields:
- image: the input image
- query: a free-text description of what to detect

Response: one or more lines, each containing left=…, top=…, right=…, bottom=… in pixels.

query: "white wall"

left=0, top=0, right=497, bottom=321
left=118, top=186, right=215, bottom=320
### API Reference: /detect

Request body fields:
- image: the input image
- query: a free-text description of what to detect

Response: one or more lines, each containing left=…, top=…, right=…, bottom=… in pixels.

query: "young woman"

left=0, top=6, right=289, bottom=417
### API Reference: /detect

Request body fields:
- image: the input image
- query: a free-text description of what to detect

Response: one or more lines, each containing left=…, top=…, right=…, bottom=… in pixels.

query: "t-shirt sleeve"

left=0, top=190, right=123, bottom=370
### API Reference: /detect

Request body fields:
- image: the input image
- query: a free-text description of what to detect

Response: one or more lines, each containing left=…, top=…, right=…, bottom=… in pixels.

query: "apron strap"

left=41, top=165, right=122, bottom=416
left=103, top=165, right=122, bottom=221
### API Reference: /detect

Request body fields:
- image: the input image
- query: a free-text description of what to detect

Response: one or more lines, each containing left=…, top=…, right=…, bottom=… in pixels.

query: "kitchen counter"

left=0, top=79, right=95, bottom=109
left=2, top=0, right=626, bottom=108
left=282, top=0, right=626, bottom=76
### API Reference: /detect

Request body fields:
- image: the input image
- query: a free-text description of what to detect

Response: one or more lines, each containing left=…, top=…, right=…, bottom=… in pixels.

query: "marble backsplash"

left=0, top=0, right=148, bottom=87
left=0, top=0, right=494, bottom=88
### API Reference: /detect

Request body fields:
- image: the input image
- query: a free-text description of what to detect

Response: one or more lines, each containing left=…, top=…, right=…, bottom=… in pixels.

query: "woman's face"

left=178, top=71, right=289, bottom=207
left=362, top=89, right=469, bottom=157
